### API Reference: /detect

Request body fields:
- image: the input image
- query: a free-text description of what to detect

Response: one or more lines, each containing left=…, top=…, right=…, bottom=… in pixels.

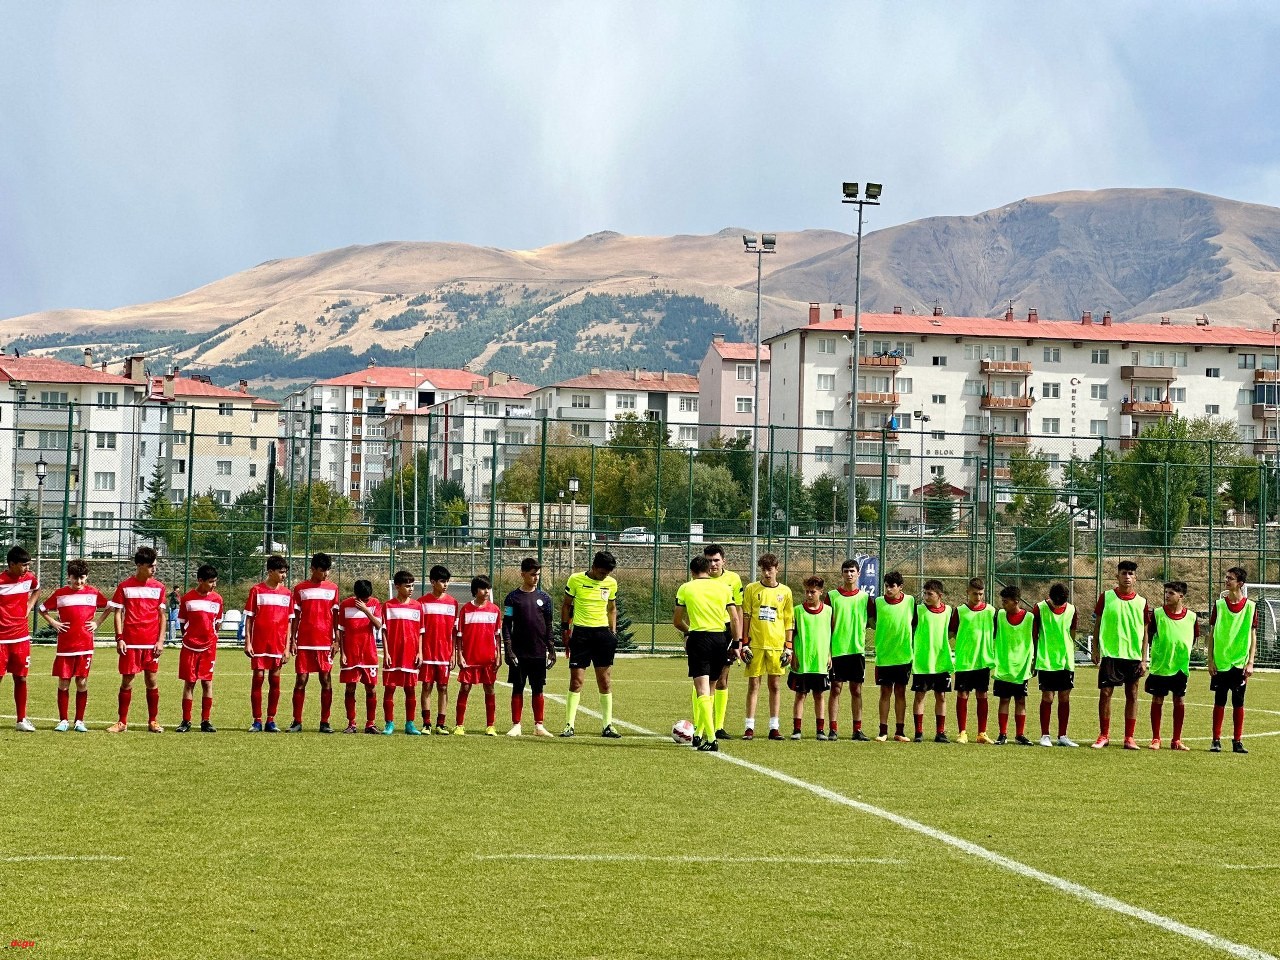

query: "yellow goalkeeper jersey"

left=742, top=582, right=794, bottom=651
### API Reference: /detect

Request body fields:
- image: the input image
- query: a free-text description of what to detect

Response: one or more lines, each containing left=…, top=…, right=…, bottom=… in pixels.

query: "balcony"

left=980, top=359, right=1032, bottom=375
left=1122, top=400, right=1173, bottom=416
left=979, top=465, right=1012, bottom=481
left=1119, top=436, right=1139, bottom=450
left=979, top=395, right=1034, bottom=410
left=1253, top=403, right=1280, bottom=421
left=856, top=430, right=900, bottom=442
left=14, top=406, right=82, bottom=428
left=856, top=392, right=900, bottom=407
left=1120, top=365, right=1177, bottom=382
left=986, top=434, right=1031, bottom=447
left=1254, top=369, right=1280, bottom=383
left=848, top=461, right=899, bottom=478
left=1255, top=439, right=1279, bottom=457
left=855, top=355, right=906, bottom=368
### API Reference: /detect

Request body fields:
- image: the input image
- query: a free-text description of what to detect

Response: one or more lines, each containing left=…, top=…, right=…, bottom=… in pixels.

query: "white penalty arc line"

left=1, top=854, right=124, bottom=863
left=476, top=853, right=903, bottom=866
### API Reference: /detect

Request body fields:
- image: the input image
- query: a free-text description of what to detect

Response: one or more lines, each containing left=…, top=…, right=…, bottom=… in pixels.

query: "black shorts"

left=1038, top=669, right=1075, bottom=693
left=1210, top=666, right=1248, bottom=692
left=686, top=631, right=729, bottom=679
left=787, top=671, right=831, bottom=694
left=830, top=654, right=866, bottom=684
left=508, top=657, right=548, bottom=694
left=567, top=626, right=617, bottom=670
left=911, top=671, right=952, bottom=693
left=954, top=668, right=991, bottom=693
left=1097, top=657, right=1142, bottom=689
left=993, top=678, right=1029, bottom=700
left=1144, top=671, right=1188, bottom=698
left=874, top=663, right=911, bottom=687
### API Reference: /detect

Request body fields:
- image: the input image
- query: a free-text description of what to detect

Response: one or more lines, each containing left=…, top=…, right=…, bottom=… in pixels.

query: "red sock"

left=794, top=717, right=803, bottom=734
left=366, top=688, right=377, bottom=726
left=829, top=721, right=838, bottom=735
left=456, top=689, right=470, bottom=726
left=182, top=697, right=193, bottom=723
left=957, top=696, right=968, bottom=733
left=1212, top=704, right=1225, bottom=739
left=1015, top=713, right=1026, bottom=738
left=533, top=693, right=545, bottom=724
left=816, top=718, right=826, bottom=735
left=914, top=714, right=923, bottom=735
left=201, top=696, right=212, bottom=723
left=267, top=674, right=281, bottom=721
left=1058, top=700, right=1070, bottom=738
left=292, top=687, right=305, bottom=725
left=512, top=694, right=524, bottom=724
left=1124, top=716, right=1136, bottom=740
left=320, top=686, right=333, bottom=723
left=57, top=688, right=69, bottom=722
left=976, top=698, right=989, bottom=733
left=345, top=688, right=356, bottom=725
left=1039, top=701, right=1052, bottom=737
left=118, top=688, right=131, bottom=724
left=1233, top=707, right=1245, bottom=741
left=1172, top=700, right=1185, bottom=741
left=935, top=715, right=945, bottom=735
left=383, top=688, right=396, bottom=724
left=404, top=687, right=416, bottom=724
left=146, top=688, right=159, bottom=724
left=1099, top=711, right=1111, bottom=738
left=1150, top=702, right=1162, bottom=739
left=251, top=674, right=264, bottom=722
left=854, top=719, right=862, bottom=731
left=998, top=712, right=1009, bottom=736
left=484, top=691, right=496, bottom=727
left=14, top=678, right=27, bottom=721
left=75, top=690, right=87, bottom=723
left=436, top=712, right=446, bottom=729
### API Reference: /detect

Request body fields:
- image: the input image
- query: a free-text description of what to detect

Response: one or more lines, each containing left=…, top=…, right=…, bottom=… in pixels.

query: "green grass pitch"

left=2, top=648, right=1279, bottom=959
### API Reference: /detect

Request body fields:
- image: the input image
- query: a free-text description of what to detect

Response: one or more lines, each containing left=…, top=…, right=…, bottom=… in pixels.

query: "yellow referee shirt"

left=564, top=571, right=618, bottom=628
left=675, top=577, right=734, bottom=633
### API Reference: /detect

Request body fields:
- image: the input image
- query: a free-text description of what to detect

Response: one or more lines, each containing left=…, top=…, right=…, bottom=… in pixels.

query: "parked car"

left=618, top=526, right=656, bottom=543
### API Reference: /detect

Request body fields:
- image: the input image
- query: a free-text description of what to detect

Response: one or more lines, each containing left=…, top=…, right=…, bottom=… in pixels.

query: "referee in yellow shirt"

left=674, top=555, right=738, bottom=752
left=560, top=551, right=621, bottom=738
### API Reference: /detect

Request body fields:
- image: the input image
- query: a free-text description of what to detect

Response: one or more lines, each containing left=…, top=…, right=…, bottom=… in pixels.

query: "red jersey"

left=292, top=579, right=339, bottom=649
left=459, top=601, right=502, bottom=667
left=419, top=592, right=459, bottom=664
left=383, top=598, right=424, bottom=673
left=338, top=596, right=382, bottom=669
left=110, top=576, right=166, bottom=648
left=40, top=585, right=108, bottom=655
left=0, top=570, right=38, bottom=643
left=179, top=589, right=224, bottom=652
left=244, top=582, right=293, bottom=657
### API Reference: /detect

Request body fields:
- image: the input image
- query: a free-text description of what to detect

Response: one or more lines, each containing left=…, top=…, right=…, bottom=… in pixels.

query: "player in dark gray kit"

left=503, top=557, right=556, bottom=737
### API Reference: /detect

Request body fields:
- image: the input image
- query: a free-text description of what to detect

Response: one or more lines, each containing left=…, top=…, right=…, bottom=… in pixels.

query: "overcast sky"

left=2, top=1, right=1278, bottom=318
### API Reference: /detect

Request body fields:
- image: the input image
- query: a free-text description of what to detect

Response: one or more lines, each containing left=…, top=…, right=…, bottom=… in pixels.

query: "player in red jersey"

left=382, top=570, right=424, bottom=735
left=39, top=558, right=110, bottom=732
left=337, top=579, right=383, bottom=734
left=105, top=547, right=167, bottom=733
left=454, top=575, right=503, bottom=736
left=288, top=552, right=339, bottom=734
left=244, top=554, right=293, bottom=732
left=175, top=564, right=224, bottom=733
left=0, top=546, right=40, bottom=731
left=418, top=564, right=458, bottom=735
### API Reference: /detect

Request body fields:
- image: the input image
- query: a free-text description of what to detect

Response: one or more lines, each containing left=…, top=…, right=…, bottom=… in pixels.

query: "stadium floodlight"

left=761, top=234, right=776, bottom=250
left=742, top=234, right=757, bottom=250
left=865, top=182, right=883, bottom=201
left=842, top=182, right=859, bottom=199
left=744, top=230, right=777, bottom=566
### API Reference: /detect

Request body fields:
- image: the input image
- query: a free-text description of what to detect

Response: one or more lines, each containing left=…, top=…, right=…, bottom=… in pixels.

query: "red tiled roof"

left=712, top=342, right=770, bottom=362
left=477, top=381, right=537, bottom=399
left=0, top=355, right=134, bottom=386
left=316, top=366, right=486, bottom=390
left=252, top=396, right=280, bottom=408
left=769, top=312, right=1280, bottom=347
left=549, top=369, right=701, bottom=393
left=146, top=375, right=270, bottom=403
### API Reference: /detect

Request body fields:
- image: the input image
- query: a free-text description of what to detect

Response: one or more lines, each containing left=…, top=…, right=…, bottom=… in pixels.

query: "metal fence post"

left=59, top=401, right=75, bottom=577
left=650, top=437, right=662, bottom=654
left=782, top=451, right=792, bottom=584
left=488, top=435, right=497, bottom=583
left=686, top=447, right=694, bottom=571
left=765, top=427, right=775, bottom=549
left=183, top=405, right=196, bottom=588
left=1095, top=437, right=1106, bottom=602
left=878, top=425, right=888, bottom=572
left=984, top=432, right=996, bottom=583
left=388, top=434, right=398, bottom=583
left=1207, top=438, right=1215, bottom=591
left=304, top=407, right=315, bottom=562
left=536, top=419, right=549, bottom=561
left=588, top=445, right=597, bottom=545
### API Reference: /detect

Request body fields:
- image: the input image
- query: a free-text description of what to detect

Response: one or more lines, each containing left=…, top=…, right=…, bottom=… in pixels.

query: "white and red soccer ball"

left=671, top=719, right=695, bottom=744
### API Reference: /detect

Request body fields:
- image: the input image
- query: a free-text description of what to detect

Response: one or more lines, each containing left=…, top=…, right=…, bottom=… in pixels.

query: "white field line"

left=1, top=854, right=124, bottom=863
left=0, top=715, right=111, bottom=728
left=475, top=853, right=903, bottom=866
left=499, top=685, right=661, bottom=737
left=1179, top=729, right=1280, bottom=742
left=1224, top=865, right=1280, bottom=871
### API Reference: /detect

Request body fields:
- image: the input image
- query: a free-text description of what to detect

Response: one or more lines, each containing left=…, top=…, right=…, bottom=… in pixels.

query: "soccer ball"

left=671, top=719, right=695, bottom=744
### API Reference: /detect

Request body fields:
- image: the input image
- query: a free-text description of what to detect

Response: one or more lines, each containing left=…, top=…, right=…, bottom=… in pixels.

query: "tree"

left=697, top=432, right=754, bottom=494
left=924, top=475, right=955, bottom=530
left=134, top=460, right=178, bottom=548
left=1005, top=449, right=1069, bottom=578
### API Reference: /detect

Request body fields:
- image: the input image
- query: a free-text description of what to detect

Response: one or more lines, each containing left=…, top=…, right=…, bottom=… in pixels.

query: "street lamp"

left=841, top=181, right=882, bottom=557
left=34, top=456, right=47, bottom=631
left=743, top=232, right=776, bottom=568
left=568, top=475, right=580, bottom=569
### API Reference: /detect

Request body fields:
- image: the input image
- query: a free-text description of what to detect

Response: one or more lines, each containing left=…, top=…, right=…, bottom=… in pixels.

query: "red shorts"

left=418, top=663, right=450, bottom=686
left=52, top=653, right=93, bottom=680
left=294, top=649, right=333, bottom=675
left=178, top=647, right=217, bottom=683
left=339, top=666, right=378, bottom=686
left=250, top=655, right=285, bottom=672
left=457, top=663, right=497, bottom=686
left=0, top=641, right=31, bottom=678
left=382, top=667, right=419, bottom=689
left=119, top=647, right=161, bottom=675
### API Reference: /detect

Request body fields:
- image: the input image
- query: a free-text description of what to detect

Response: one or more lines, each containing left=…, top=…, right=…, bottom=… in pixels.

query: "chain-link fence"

left=6, top=398, right=1278, bottom=663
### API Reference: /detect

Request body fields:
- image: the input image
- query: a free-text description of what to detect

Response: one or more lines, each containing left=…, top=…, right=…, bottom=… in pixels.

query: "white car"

left=618, top=526, right=655, bottom=543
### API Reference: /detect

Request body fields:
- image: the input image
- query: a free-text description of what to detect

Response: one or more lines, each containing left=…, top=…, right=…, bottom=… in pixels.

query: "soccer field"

left=2, top=650, right=1279, bottom=960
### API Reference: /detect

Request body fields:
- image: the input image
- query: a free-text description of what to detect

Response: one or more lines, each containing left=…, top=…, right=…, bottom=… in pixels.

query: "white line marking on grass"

left=0, top=715, right=111, bottom=727
left=1, top=855, right=124, bottom=863
left=714, top=751, right=1278, bottom=960
left=1179, top=729, right=1280, bottom=742
left=1224, top=865, right=1280, bottom=871
left=500, top=685, right=657, bottom=736
left=475, top=853, right=903, bottom=866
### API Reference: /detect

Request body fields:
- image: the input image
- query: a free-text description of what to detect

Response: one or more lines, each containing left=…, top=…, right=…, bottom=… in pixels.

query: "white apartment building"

left=532, top=368, right=702, bottom=448
left=767, top=303, right=1280, bottom=498
left=697, top=334, right=770, bottom=443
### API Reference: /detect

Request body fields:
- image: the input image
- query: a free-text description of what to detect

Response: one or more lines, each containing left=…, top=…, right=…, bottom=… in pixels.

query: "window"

left=1171, top=352, right=1188, bottom=367
left=964, top=344, right=1009, bottom=361
left=963, top=415, right=983, bottom=432
left=1240, top=354, right=1257, bottom=369
left=1042, top=382, right=1060, bottom=399
left=1238, top=388, right=1253, bottom=405
left=931, top=394, right=946, bottom=404
left=175, top=461, right=185, bottom=475
left=217, top=461, right=232, bottom=475
left=505, top=432, right=526, bottom=445
left=963, top=380, right=983, bottom=396
left=677, top=426, right=698, bottom=442
left=249, top=437, right=258, bottom=451
left=480, top=457, right=494, bottom=471
left=173, top=432, right=186, bottom=446
left=615, top=394, right=636, bottom=410
left=735, top=428, right=751, bottom=441
left=91, top=511, right=115, bottom=530
left=93, top=471, right=116, bottom=491
left=932, top=356, right=947, bottom=367
left=96, top=432, right=117, bottom=450
left=1041, top=418, right=1061, bottom=434
left=1169, top=387, right=1186, bottom=403
left=170, top=490, right=184, bottom=504
left=1264, top=355, right=1280, bottom=372
left=678, top=397, right=698, bottom=413
left=1091, top=349, right=1109, bottom=364
left=570, top=423, right=591, bottom=439
left=39, top=390, right=69, bottom=409
left=1239, top=424, right=1258, bottom=442
left=213, top=490, right=231, bottom=505
left=218, top=402, right=233, bottom=416
left=482, top=429, right=498, bottom=443
left=571, top=394, right=591, bottom=409
left=816, top=374, right=836, bottom=392
left=329, top=425, right=340, bottom=436
left=870, top=339, right=914, bottom=357
left=1206, top=368, right=1221, bottom=378
left=1090, top=384, right=1109, bottom=400
left=930, top=465, right=945, bottom=478
left=860, top=375, right=891, bottom=393
left=1089, top=419, right=1108, bottom=435
left=815, top=446, right=833, bottom=462
left=736, top=397, right=754, bottom=414
left=249, top=463, right=257, bottom=478
left=897, top=377, right=912, bottom=394
left=38, top=430, right=68, bottom=450
left=1043, top=347, right=1061, bottom=363
left=815, top=410, right=834, bottom=427
left=483, top=402, right=500, bottom=416
left=736, top=364, right=755, bottom=381
left=97, top=391, right=119, bottom=409
left=140, top=440, right=147, bottom=456
left=816, top=338, right=836, bottom=355
left=217, top=432, right=232, bottom=445
left=931, top=430, right=946, bottom=440
left=1205, top=404, right=1220, bottom=415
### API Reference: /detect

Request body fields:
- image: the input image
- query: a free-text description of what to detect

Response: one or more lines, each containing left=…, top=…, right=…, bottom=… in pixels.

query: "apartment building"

left=766, top=303, right=1280, bottom=497
left=532, top=368, right=702, bottom=447
left=697, top=334, right=770, bottom=442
